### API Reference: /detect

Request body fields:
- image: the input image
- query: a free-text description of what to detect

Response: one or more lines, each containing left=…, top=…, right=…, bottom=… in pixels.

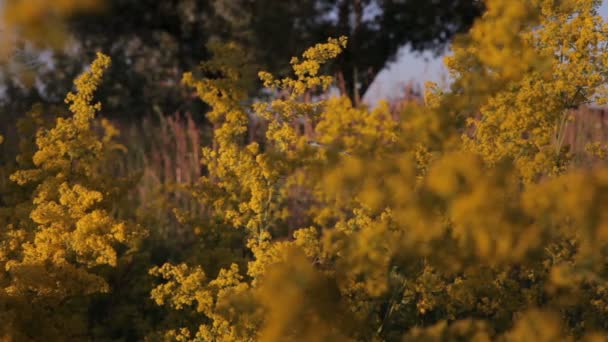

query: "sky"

left=364, top=1, right=608, bottom=104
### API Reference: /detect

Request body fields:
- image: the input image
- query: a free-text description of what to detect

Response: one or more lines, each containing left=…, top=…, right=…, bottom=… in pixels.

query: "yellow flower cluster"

left=0, top=53, right=145, bottom=339
left=451, top=0, right=608, bottom=181
left=5, top=0, right=608, bottom=339
left=149, top=1, right=608, bottom=340
left=1, top=0, right=102, bottom=52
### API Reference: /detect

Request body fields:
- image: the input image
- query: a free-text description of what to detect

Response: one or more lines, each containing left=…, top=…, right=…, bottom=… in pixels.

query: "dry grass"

left=104, top=98, right=608, bottom=242
left=564, top=106, right=608, bottom=155
left=110, top=112, right=204, bottom=240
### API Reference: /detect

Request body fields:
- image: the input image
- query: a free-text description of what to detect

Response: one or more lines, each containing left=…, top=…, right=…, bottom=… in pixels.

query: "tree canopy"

left=1, top=0, right=482, bottom=121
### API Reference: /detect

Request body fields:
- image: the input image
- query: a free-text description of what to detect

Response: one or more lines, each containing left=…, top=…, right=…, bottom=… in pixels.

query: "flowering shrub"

left=3, top=0, right=608, bottom=340
left=1, top=53, right=145, bottom=339
left=148, top=1, right=608, bottom=340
